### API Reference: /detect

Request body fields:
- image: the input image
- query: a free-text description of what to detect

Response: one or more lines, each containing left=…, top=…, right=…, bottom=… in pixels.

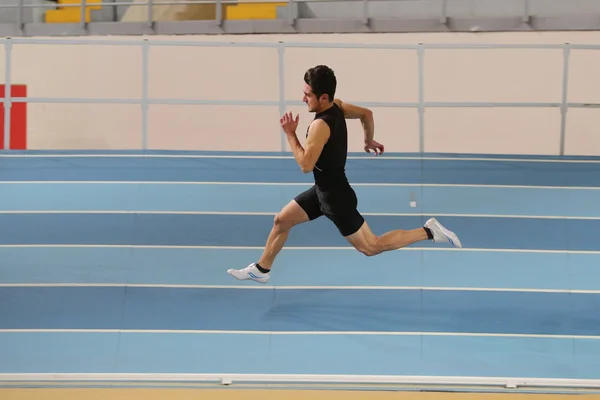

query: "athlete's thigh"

left=328, top=208, right=366, bottom=238
left=292, top=185, right=323, bottom=222
left=319, top=186, right=365, bottom=238
left=276, top=197, right=313, bottom=229
left=344, top=217, right=377, bottom=251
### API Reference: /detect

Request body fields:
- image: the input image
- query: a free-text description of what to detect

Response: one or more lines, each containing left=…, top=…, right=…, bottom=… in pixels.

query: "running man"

left=227, top=65, right=462, bottom=284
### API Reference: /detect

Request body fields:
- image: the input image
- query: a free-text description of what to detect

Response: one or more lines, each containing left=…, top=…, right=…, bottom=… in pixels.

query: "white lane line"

left=2, top=283, right=599, bottom=294
left=1, top=153, right=600, bottom=164
left=0, top=244, right=596, bottom=254
left=0, top=181, right=598, bottom=190
left=0, top=329, right=597, bottom=340
left=0, top=210, right=597, bottom=220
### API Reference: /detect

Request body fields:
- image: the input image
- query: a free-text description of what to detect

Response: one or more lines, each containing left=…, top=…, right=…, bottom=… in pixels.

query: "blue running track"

left=1, top=151, right=600, bottom=387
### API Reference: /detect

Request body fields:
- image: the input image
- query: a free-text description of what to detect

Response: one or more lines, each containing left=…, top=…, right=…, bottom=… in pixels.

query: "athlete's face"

left=303, top=83, right=325, bottom=113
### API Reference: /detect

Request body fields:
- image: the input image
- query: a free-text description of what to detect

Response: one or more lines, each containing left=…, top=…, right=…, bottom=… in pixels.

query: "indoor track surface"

left=1, top=151, right=600, bottom=397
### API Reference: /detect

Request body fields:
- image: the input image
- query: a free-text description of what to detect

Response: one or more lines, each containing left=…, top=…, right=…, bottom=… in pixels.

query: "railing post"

left=80, top=0, right=87, bottom=28
left=148, top=0, right=154, bottom=28
left=287, top=0, right=294, bottom=26
left=559, top=43, right=570, bottom=157
left=418, top=43, right=425, bottom=153
left=4, top=38, right=12, bottom=150
left=278, top=41, right=286, bottom=152
left=17, top=0, right=24, bottom=33
left=142, top=39, right=149, bottom=150
left=522, top=0, right=530, bottom=23
left=216, top=0, right=223, bottom=26
left=440, top=0, right=448, bottom=24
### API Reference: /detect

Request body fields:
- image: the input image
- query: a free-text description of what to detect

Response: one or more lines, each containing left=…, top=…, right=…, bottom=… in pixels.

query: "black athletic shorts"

left=294, top=184, right=365, bottom=237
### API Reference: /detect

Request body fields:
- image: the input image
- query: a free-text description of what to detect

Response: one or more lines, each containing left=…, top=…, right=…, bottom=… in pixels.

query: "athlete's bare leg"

left=227, top=199, right=310, bottom=283
left=345, top=218, right=461, bottom=256
left=345, top=221, right=427, bottom=256
left=257, top=199, right=310, bottom=270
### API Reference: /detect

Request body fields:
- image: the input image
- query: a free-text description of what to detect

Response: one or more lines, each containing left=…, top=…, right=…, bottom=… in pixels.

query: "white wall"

left=2, top=31, right=600, bottom=155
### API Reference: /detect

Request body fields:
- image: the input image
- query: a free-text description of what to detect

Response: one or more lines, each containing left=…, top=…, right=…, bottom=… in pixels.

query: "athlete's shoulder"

left=308, top=117, right=331, bottom=135
left=333, top=98, right=372, bottom=120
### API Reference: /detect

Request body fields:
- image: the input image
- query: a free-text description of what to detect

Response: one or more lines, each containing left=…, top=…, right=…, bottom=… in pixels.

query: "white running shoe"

left=227, top=263, right=270, bottom=284
left=424, top=218, right=462, bottom=248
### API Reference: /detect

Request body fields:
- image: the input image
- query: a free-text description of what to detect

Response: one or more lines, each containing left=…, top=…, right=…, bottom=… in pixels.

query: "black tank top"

left=307, top=102, right=349, bottom=190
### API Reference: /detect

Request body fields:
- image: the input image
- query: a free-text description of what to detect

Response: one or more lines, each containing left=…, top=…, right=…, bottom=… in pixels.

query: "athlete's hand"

left=280, top=112, right=299, bottom=135
left=364, top=140, right=384, bottom=156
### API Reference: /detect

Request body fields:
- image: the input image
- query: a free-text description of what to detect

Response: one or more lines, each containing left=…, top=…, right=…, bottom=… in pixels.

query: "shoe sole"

left=227, top=270, right=269, bottom=284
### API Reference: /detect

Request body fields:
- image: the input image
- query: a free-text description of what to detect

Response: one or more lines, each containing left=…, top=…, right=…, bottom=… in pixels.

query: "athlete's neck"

left=315, top=101, right=334, bottom=114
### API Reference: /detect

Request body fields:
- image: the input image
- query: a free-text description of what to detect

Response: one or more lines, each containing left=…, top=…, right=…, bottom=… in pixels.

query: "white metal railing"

left=1, top=37, right=599, bottom=154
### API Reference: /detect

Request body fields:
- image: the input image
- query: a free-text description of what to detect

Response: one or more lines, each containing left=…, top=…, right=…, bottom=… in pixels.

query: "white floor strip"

left=1, top=181, right=598, bottom=190
left=1, top=153, right=600, bottom=164
left=0, top=373, right=599, bottom=390
left=0, top=210, right=597, bottom=220
left=0, top=244, right=597, bottom=254
left=2, top=283, right=598, bottom=294
left=0, top=329, right=597, bottom=340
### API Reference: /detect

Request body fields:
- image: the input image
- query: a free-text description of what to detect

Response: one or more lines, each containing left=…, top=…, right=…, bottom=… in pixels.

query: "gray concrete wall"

left=286, top=0, right=600, bottom=20
left=0, top=0, right=132, bottom=24
left=0, top=0, right=598, bottom=37
left=0, top=0, right=599, bottom=26
left=0, top=0, right=53, bottom=24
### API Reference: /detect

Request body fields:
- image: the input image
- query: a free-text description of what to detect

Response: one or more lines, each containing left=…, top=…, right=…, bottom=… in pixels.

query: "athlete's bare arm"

left=334, top=98, right=384, bottom=155
left=280, top=111, right=331, bottom=173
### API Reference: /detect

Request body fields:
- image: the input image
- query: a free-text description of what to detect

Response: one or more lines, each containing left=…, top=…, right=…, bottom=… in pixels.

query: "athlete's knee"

left=272, top=212, right=286, bottom=231
left=356, top=236, right=382, bottom=257
left=346, top=221, right=382, bottom=256
left=273, top=211, right=295, bottom=232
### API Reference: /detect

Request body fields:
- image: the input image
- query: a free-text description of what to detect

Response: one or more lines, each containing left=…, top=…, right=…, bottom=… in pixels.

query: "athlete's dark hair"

left=304, top=65, right=336, bottom=102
